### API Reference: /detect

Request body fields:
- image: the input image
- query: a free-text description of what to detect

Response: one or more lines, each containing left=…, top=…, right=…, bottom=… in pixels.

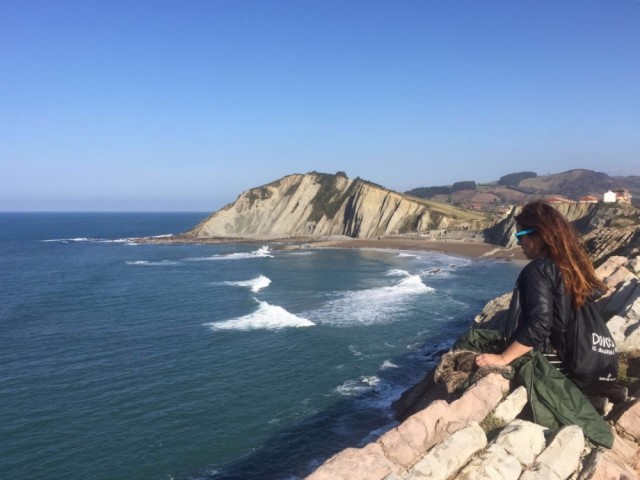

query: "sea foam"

left=381, top=360, right=399, bottom=370
left=336, top=376, right=380, bottom=396
left=42, top=237, right=140, bottom=245
left=126, top=260, right=180, bottom=266
left=42, top=237, right=93, bottom=243
left=308, top=270, right=434, bottom=326
left=186, top=245, right=274, bottom=261
left=225, top=275, right=272, bottom=293
left=205, top=299, right=315, bottom=331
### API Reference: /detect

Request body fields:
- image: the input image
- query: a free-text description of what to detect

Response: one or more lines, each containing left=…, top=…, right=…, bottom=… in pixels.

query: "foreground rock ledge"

left=306, top=255, right=640, bottom=480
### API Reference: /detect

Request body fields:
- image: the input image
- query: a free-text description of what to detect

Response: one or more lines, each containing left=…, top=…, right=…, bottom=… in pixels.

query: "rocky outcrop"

left=187, top=172, right=488, bottom=239
left=583, top=227, right=640, bottom=267
left=305, top=255, right=640, bottom=480
left=484, top=202, right=640, bottom=262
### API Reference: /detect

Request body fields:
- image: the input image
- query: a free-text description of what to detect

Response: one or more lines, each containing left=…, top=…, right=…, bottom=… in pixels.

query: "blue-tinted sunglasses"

left=514, top=228, right=536, bottom=244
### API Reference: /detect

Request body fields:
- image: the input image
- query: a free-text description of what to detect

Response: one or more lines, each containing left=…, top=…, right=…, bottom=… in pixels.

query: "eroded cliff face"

left=188, top=173, right=488, bottom=239
left=484, top=202, right=640, bottom=261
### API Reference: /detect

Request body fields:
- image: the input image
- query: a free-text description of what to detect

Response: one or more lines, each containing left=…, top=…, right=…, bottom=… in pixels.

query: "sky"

left=1, top=0, right=639, bottom=211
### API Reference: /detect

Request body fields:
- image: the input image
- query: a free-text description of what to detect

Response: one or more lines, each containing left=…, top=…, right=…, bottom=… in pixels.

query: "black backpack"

left=564, top=299, right=618, bottom=395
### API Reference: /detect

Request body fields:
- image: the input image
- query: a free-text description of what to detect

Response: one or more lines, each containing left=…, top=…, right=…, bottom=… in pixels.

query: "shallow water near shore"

left=0, top=213, right=521, bottom=480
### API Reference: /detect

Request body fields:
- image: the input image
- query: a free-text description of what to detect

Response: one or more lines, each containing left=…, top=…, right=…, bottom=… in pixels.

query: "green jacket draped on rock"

left=453, top=328, right=613, bottom=448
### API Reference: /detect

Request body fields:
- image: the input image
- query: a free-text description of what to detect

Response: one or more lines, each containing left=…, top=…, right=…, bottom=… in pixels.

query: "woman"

left=475, top=200, right=609, bottom=388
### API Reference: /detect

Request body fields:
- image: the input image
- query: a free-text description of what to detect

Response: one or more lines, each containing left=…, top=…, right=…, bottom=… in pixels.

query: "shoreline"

left=137, top=234, right=527, bottom=262
left=306, top=237, right=527, bottom=262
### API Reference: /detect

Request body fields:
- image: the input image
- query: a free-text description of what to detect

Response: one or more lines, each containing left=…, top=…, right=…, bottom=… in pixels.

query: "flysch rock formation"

left=305, top=254, right=640, bottom=480
left=186, top=172, right=488, bottom=239
left=484, top=202, right=640, bottom=258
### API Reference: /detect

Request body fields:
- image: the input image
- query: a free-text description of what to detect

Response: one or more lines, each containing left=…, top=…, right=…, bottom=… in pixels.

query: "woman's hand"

left=475, top=341, right=533, bottom=368
left=475, top=353, right=508, bottom=367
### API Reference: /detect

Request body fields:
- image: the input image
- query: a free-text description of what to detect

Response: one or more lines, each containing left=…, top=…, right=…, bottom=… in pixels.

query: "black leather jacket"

left=504, top=257, right=573, bottom=356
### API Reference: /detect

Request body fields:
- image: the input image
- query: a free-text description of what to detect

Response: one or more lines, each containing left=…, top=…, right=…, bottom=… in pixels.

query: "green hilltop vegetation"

left=405, top=169, right=640, bottom=212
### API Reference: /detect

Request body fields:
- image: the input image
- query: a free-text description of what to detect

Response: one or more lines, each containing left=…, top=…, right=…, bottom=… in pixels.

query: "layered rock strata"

left=187, top=173, right=487, bottom=239
left=306, top=255, right=640, bottom=480
left=484, top=203, right=640, bottom=263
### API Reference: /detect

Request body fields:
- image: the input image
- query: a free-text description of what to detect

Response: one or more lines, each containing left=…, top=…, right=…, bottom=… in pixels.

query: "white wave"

left=335, top=376, right=381, bottom=396
left=126, top=260, right=180, bottom=266
left=186, top=245, right=274, bottom=261
left=42, top=237, right=93, bottom=243
left=225, top=275, right=271, bottom=293
left=98, top=238, right=129, bottom=243
left=205, top=299, right=315, bottom=331
left=362, top=376, right=380, bottom=386
left=386, top=269, right=410, bottom=277
left=396, top=252, right=418, bottom=258
left=307, top=271, right=434, bottom=326
left=42, top=237, right=141, bottom=245
left=381, top=360, right=399, bottom=370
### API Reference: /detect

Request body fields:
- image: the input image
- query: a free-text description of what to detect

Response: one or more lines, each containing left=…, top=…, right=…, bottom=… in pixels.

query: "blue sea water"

left=0, top=213, right=522, bottom=480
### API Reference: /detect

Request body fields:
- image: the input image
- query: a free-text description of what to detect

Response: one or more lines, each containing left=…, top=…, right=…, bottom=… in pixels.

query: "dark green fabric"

left=453, top=328, right=613, bottom=448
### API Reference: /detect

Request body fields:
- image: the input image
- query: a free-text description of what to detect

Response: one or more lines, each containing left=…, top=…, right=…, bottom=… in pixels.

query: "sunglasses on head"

left=514, top=228, right=536, bottom=244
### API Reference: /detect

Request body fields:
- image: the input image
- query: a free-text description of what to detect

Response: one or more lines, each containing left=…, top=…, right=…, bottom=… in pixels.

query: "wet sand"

left=301, top=237, right=527, bottom=262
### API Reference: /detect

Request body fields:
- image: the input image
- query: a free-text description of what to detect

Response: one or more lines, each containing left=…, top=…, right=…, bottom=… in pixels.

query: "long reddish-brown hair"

left=515, top=201, right=606, bottom=308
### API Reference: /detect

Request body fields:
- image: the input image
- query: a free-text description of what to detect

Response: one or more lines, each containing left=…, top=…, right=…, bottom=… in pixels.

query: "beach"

left=140, top=233, right=528, bottom=262
left=305, top=237, right=528, bottom=262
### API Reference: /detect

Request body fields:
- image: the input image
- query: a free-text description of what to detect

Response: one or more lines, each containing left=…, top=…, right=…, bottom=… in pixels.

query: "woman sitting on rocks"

left=475, top=200, right=621, bottom=408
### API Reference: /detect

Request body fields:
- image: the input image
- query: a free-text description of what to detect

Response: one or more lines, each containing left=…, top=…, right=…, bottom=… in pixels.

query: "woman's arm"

left=475, top=340, right=532, bottom=367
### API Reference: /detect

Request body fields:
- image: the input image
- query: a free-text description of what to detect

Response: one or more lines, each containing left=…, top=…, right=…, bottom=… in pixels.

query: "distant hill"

left=405, top=169, right=640, bottom=212
left=187, top=172, right=489, bottom=239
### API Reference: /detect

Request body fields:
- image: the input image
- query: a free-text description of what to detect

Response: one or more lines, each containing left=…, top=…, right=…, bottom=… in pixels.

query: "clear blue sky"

left=1, top=0, right=639, bottom=211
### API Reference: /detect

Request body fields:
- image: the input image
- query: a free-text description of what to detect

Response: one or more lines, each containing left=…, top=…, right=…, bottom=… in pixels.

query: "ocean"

left=0, top=213, right=522, bottom=480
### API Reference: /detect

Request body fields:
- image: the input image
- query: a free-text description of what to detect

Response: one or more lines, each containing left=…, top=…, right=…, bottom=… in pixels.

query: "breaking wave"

left=42, top=237, right=139, bottom=245
left=205, top=299, right=315, bottom=331
left=125, top=260, right=181, bottom=266
left=42, top=237, right=93, bottom=243
left=186, top=246, right=274, bottom=261
left=307, top=269, right=434, bottom=326
left=225, top=275, right=272, bottom=293
left=381, top=360, right=399, bottom=370
left=335, top=376, right=381, bottom=396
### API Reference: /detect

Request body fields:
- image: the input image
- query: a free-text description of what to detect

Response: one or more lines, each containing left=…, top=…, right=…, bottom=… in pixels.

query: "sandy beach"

left=140, top=234, right=527, bottom=262
left=296, top=237, right=528, bottom=262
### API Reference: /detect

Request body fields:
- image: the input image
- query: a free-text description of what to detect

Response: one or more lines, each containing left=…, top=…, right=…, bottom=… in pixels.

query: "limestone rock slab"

left=521, top=425, right=584, bottom=480
left=596, top=256, right=629, bottom=281
left=405, top=422, right=487, bottom=480
left=628, top=256, right=640, bottom=275
left=305, top=443, right=398, bottom=480
left=455, top=443, right=522, bottom=480
left=491, top=386, right=528, bottom=425
left=577, top=448, right=639, bottom=480
left=493, top=419, right=547, bottom=466
left=615, top=399, right=640, bottom=443
left=449, top=373, right=511, bottom=425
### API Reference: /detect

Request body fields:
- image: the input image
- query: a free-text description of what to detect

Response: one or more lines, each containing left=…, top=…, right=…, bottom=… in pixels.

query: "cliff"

left=186, top=172, right=488, bottom=239
left=306, top=255, right=640, bottom=480
left=484, top=202, right=640, bottom=264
